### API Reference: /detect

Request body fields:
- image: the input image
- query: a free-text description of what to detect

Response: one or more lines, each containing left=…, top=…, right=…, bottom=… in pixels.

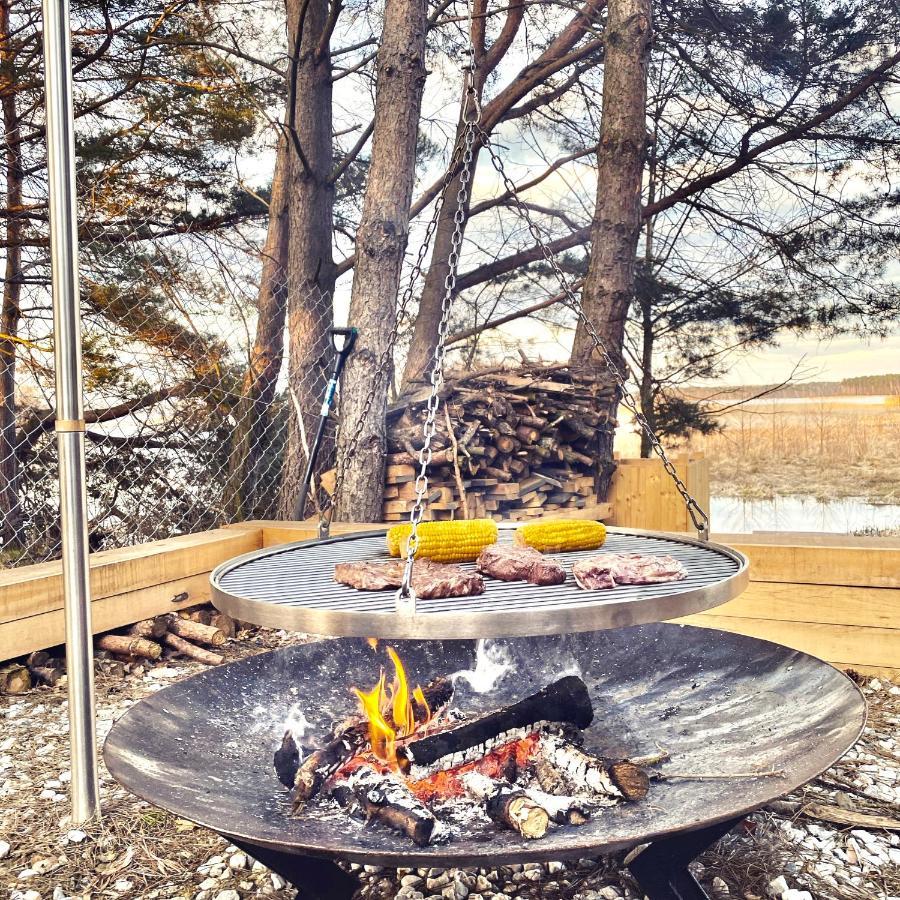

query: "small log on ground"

left=462, top=772, right=549, bottom=839
left=166, top=616, right=225, bottom=647
left=341, top=766, right=437, bottom=847
left=1, top=663, right=32, bottom=694
left=537, top=735, right=649, bottom=801
left=162, top=632, right=223, bottom=665
left=210, top=612, right=236, bottom=639
left=130, top=616, right=169, bottom=640
left=97, top=634, right=162, bottom=660
left=31, top=665, right=65, bottom=687
left=27, top=650, right=50, bottom=668
left=398, top=676, right=593, bottom=772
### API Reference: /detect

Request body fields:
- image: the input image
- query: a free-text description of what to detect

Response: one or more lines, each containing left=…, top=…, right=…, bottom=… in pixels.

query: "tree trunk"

left=0, top=0, right=24, bottom=549
left=400, top=0, right=525, bottom=391
left=226, top=134, right=291, bottom=518
left=333, top=0, right=428, bottom=521
left=570, top=0, right=652, bottom=369
left=277, top=0, right=338, bottom=518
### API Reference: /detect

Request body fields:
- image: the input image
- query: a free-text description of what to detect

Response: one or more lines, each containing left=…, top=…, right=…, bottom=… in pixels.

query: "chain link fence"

left=2, top=205, right=337, bottom=567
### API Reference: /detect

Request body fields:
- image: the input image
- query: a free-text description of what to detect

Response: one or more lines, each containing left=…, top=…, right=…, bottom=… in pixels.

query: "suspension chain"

left=477, top=127, right=710, bottom=540
left=396, top=56, right=482, bottom=609
left=321, top=147, right=464, bottom=537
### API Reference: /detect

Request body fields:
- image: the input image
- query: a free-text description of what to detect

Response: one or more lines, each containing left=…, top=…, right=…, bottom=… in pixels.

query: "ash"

left=1, top=625, right=898, bottom=900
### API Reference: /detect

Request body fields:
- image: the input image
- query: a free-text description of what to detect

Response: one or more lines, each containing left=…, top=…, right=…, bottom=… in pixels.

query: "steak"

left=334, top=559, right=485, bottom=598
left=573, top=553, right=687, bottom=591
left=476, top=544, right=566, bottom=586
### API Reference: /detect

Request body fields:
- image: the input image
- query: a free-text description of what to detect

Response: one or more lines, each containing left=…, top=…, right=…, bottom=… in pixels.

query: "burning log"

left=341, top=766, right=437, bottom=847
left=537, top=735, right=649, bottom=801
left=282, top=676, right=455, bottom=800
left=522, top=787, right=591, bottom=825
left=398, top=676, right=592, bottom=774
left=462, top=772, right=550, bottom=839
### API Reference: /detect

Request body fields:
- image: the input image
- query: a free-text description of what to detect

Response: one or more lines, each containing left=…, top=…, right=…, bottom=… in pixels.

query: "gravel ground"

left=1, top=628, right=898, bottom=900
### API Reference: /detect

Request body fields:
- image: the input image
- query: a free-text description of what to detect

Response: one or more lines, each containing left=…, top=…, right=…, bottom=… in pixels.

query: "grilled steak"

left=573, top=553, right=687, bottom=591
left=476, top=544, right=566, bottom=586
left=334, top=559, right=485, bottom=598
left=571, top=556, right=617, bottom=590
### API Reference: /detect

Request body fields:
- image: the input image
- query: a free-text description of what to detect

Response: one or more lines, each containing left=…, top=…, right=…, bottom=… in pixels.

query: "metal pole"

left=42, top=0, right=101, bottom=822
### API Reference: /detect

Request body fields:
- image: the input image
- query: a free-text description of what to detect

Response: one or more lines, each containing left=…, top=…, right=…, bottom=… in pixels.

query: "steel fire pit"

left=104, top=623, right=865, bottom=900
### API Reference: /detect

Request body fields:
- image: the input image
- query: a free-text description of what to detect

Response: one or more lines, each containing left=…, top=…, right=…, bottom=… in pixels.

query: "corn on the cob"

left=514, top=519, right=606, bottom=554
left=386, top=519, right=498, bottom=562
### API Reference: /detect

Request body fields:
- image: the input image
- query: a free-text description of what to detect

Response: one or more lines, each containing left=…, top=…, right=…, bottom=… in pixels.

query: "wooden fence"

left=2, top=456, right=898, bottom=676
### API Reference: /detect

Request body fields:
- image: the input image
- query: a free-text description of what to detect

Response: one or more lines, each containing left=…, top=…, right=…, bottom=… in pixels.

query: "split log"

left=538, top=735, right=649, bottom=801
left=341, top=766, right=437, bottom=847
left=162, top=632, right=223, bottom=665
left=1, top=663, right=32, bottom=694
left=210, top=612, right=236, bottom=639
left=523, top=787, right=591, bottom=825
left=97, top=634, right=162, bottom=660
left=166, top=617, right=225, bottom=647
left=130, top=616, right=169, bottom=640
left=462, top=772, right=549, bottom=839
left=398, top=676, right=593, bottom=773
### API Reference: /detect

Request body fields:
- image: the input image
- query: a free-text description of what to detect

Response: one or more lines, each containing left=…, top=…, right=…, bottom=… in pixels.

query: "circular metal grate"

left=210, top=525, right=748, bottom=639
left=211, top=526, right=748, bottom=638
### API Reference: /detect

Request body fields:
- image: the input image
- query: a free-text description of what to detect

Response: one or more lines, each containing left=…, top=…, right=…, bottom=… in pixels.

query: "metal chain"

left=396, top=68, right=482, bottom=609
left=477, top=127, right=710, bottom=540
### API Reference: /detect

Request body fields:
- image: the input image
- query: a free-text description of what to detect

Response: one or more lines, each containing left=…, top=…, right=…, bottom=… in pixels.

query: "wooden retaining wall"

left=1, top=471, right=897, bottom=676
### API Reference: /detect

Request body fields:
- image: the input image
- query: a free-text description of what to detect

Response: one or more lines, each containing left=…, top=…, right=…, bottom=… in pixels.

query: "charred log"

left=399, top=676, right=593, bottom=772
left=462, top=772, right=549, bottom=839
left=344, top=766, right=436, bottom=847
left=523, top=786, right=591, bottom=825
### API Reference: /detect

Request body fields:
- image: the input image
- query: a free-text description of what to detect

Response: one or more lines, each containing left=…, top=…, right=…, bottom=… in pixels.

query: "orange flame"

left=352, top=647, right=432, bottom=767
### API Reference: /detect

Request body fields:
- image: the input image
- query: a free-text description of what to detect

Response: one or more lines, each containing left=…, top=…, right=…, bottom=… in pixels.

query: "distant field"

left=685, top=395, right=900, bottom=506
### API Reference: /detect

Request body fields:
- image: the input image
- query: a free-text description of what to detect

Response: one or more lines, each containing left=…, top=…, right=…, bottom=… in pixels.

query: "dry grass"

left=686, top=397, right=900, bottom=504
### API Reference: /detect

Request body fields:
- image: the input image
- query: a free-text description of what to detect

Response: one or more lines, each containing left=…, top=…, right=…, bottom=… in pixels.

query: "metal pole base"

left=628, top=816, right=743, bottom=900
left=227, top=839, right=358, bottom=900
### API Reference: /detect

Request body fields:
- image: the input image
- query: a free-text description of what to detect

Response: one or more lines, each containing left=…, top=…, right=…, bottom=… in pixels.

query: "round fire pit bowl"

left=210, top=527, right=749, bottom=638
left=104, top=624, right=864, bottom=900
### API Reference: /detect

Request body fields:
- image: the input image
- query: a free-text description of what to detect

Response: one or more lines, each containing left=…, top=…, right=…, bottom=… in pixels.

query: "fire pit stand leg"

left=226, top=839, right=359, bottom=900
left=627, top=816, right=744, bottom=900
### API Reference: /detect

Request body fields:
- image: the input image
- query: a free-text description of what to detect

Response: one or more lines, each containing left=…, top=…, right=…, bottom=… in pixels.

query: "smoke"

left=451, top=640, right=514, bottom=694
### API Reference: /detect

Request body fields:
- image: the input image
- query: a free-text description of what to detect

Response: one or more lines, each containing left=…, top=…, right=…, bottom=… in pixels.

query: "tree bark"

left=571, top=0, right=652, bottom=368
left=333, top=0, right=428, bottom=521
left=277, top=0, right=338, bottom=518
left=0, top=0, right=24, bottom=548
left=226, top=133, right=291, bottom=518
left=400, top=0, right=525, bottom=391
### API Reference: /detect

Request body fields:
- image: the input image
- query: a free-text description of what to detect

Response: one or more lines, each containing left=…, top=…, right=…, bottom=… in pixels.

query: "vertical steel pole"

left=42, top=0, right=101, bottom=821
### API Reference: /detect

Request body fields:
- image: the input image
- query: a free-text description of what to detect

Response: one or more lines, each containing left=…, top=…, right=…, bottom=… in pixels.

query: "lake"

left=712, top=494, right=900, bottom=534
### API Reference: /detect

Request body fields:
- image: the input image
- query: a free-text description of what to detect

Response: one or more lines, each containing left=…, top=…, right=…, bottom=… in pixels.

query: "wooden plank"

left=674, top=614, right=900, bottom=670
left=708, top=581, right=900, bottom=629
left=0, top=527, right=261, bottom=627
left=257, top=521, right=384, bottom=547
left=716, top=539, right=900, bottom=589
left=0, top=572, right=208, bottom=660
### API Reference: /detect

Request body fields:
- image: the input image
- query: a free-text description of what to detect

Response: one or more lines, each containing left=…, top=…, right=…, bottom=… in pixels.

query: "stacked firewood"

left=383, top=365, right=618, bottom=522
left=96, top=608, right=236, bottom=667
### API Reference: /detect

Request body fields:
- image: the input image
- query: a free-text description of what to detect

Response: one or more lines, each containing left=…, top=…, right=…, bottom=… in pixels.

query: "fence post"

left=42, top=0, right=101, bottom=821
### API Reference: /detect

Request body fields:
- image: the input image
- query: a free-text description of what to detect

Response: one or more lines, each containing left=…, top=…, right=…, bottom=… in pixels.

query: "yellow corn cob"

left=386, top=519, right=498, bottom=562
left=514, top=519, right=606, bottom=553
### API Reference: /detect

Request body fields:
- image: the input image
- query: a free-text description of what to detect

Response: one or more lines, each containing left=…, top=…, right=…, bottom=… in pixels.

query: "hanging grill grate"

left=211, top=526, right=747, bottom=638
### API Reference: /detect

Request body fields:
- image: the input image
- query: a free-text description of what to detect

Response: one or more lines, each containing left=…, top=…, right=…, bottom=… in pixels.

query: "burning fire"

left=352, top=646, right=432, bottom=767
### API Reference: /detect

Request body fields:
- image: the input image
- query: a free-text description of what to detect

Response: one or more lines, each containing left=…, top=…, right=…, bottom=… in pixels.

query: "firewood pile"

left=382, top=365, right=618, bottom=523
left=0, top=606, right=237, bottom=693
